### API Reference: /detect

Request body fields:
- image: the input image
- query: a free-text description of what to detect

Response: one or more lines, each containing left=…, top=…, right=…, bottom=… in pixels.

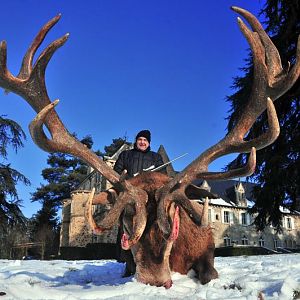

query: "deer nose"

left=163, top=279, right=173, bottom=289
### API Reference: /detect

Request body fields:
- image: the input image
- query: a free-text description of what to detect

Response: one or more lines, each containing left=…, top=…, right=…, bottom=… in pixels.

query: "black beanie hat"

left=136, top=130, right=151, bottom=143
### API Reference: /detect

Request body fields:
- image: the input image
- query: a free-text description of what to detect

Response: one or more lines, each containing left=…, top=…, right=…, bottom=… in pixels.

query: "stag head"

left=1, top=6, right=299, bottom=287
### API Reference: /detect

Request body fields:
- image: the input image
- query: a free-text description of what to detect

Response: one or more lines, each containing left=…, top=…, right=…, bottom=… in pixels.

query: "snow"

left=0, top=254, right=299, bottom=299
left=280, top=207, right=292, bottom=214
left=210, top=198, right=233, bottom=207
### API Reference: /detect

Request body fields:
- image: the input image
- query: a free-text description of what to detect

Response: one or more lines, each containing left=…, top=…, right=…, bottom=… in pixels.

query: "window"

left=237, top=192, right=245, bottom=203
left=240, top=212, right=251, bottom=226
left=223, top=211, right=230, bottom=223
left=208, top=209, right=216, bottom=223
left=224, top=235, right=231, bottom=246
left=223, top=210, right=234, bottom=224
left=241, top=235, right=248, bottom=245
left=274, top=238, right=281, bottom=249
left=286, top=217, right=292, bottom=229
left=258, top=236, right=265, bottom=247
left=241, top=213, right=247, bottom=225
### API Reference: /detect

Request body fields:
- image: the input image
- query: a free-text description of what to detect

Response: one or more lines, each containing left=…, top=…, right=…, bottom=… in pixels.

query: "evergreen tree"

left=99, top=137, right=127, bottom=157
left=0, top=115, right=29, bottom=257
left=226, top=0, right=300, bottom=231
left=30, top=135, right=100, bottom=256
left=0, top=115, right=29, bottom=229
left=31, top=135, right=96, bottom=207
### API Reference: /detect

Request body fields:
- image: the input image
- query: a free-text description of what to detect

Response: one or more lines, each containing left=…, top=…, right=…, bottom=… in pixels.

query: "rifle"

left=133, top=153, right=188, bottom=176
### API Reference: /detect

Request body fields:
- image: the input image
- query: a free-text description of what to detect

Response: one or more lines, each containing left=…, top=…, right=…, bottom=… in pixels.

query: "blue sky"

left=1, top=0, right=264, bottom=217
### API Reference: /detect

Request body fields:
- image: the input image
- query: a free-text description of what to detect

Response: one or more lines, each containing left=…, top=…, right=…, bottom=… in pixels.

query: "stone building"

left=195, top=180, right=300, bottom=250
left=59, top=144, right=300, bottom=256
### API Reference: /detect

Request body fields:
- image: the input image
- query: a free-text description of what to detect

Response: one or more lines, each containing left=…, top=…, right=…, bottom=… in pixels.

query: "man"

left=113, top=130, right=166, bottom=276
left=93, top=130, right=165, bottom=276
left=92, top=129, right=165, bottom=204
left=114, top=129, right=165, bottom=177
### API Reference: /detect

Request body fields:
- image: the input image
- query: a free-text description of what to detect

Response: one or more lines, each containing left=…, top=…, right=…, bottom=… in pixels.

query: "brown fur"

left=128, top=171, right=169, bottom=193
left=120, top=172, right=218, bottom=287
left=170, top=203, right=218, bottom=284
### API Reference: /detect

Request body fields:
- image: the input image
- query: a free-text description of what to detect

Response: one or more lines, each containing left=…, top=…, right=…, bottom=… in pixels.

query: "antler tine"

left=29, top=100, right=61, bottom=152
left=276, top=36, right=300, bottom=95
left=18, top=14, right=62, bottom=79
left=86, top=188, right=99, bottom=233
left=233, top=6, right=300, bottom=99
left=195, top=147, right=256, bottom=181
left=119, top=190, right=148, bottom=249
left=31, top=34, right=69, bottom=87
left=222, top=97, right=279, bottom=157
left=29, top=100, right=123, bottom=188
left=86, top=190, right=128, bottom=234
left=232, top=98, right=280, bottom=151
left=24, top=33, right=69, bottom=114
left=87, top=183, right=148, bottom=249
left=156, top=183, right=203, bottom=235
left=162, top=96, right=278, bottom=191
left=23, top=31, right=69, bottom=114
left=0, top=41, right=18, bottom=89
left=0, top=41, right=7, bottom=73
left=231, top=6, right=282, bottom=77
left=232, top=6, right=300, bottom=88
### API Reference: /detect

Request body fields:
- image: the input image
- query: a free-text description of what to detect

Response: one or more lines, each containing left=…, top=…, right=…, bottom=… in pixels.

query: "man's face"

left=136, top=137, right=149, bottom=151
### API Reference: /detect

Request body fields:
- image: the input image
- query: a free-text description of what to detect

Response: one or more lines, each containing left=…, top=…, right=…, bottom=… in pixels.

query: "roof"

left=157, top=145, right=176, bottom=177
left=210, top=198, right=233, bottom=207
left=193, top=179, right=257, bottom=203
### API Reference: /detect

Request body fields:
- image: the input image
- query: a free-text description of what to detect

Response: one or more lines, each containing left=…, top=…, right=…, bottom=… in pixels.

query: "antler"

left=0, top=14, right=148, bottom=246
left=86, top=179, right=148, bottom=249
left=156, top=6, right=300, bottom=235
left=0, top=15, right=123, bottom=189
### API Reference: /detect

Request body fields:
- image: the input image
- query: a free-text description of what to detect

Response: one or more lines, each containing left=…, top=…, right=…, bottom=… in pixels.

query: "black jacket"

left=113, top=145, right=165, bottom=178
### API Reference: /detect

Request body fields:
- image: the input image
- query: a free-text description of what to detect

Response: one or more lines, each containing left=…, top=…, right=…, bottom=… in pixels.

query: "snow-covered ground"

left=0, top=253, right=299, bottom=300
